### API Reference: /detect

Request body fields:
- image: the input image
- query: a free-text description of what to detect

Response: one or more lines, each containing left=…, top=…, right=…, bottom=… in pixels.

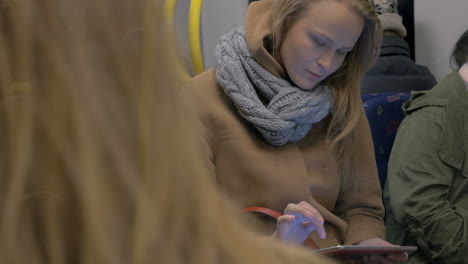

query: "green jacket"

left=384, top=71, right=468, bottom=263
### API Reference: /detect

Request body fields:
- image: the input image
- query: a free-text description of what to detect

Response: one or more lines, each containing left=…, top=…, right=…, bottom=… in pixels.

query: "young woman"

left=189, top=0, right=407, bottom=262
left=0, top=0, right=336, bottom=263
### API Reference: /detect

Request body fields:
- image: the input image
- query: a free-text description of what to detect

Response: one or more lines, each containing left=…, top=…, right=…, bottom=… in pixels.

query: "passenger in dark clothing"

left=361, top=0, right=437, bottom=95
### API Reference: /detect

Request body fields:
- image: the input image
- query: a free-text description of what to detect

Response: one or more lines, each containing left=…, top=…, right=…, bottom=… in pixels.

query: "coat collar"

left=244, top=0, right=287, bottom=79
left=379, top=35, right=411, bottom=58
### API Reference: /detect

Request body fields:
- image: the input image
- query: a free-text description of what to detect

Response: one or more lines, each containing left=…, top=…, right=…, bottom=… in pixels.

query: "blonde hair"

left=0, top=0, right=335, bottom=263
left=270, top=0, right=382, bottom=188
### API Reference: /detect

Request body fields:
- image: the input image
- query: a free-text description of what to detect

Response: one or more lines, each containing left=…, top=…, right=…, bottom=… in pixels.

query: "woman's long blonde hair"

left=0, top=0, right=335, bottom=263
left=270, top=0, right=382, bottom=187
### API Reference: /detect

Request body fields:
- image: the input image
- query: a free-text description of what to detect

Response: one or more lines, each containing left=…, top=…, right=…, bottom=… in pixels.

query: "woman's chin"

left=289, top=76, right=320, bottom=91
left=294, top=80, right=316, bottom=91
left=299, top=82, right=320, bottom=91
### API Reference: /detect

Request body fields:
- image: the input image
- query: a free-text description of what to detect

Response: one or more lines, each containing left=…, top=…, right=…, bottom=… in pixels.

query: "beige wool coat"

left=187, top=0, right=385, bottom=248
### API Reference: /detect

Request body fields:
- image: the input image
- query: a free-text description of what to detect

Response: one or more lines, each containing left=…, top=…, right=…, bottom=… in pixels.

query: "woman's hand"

left=358, top=237, right=409, bottom=264
left=273, top=201, right=326, bottom=244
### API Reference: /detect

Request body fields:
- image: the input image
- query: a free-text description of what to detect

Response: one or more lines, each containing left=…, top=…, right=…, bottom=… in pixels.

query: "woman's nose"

left=317, top=50, right=334, bottom=72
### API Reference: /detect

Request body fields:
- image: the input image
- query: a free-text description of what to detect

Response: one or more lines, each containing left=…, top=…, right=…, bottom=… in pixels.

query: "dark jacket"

left=361, top=36, right=437, bottom=95
left=384, top=71, right=468, bottom=263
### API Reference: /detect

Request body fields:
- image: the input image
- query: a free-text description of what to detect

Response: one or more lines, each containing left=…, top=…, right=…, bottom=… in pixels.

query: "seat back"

left=362, top=92, right=411, bottom=189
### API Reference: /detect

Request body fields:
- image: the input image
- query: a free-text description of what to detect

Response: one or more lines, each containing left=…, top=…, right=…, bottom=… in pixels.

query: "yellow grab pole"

left=188, top=0, right=205, bottom=75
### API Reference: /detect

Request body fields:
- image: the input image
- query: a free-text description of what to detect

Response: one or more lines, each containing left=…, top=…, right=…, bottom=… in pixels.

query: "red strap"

left=241, top=206, right=320, bottom=250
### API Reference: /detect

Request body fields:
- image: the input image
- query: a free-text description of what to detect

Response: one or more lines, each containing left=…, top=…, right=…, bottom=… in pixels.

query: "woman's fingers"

left=310, top=217, right=326, bottom=239
left=358, top=238, right=409, bottom=263
left=285, top=202, right=323, bottom=222
left=298, top=201, right=324, bottom=222
left=284, top=202, right=326, bottom=239
left=367, top=255, right=393, bottom=264
left=277, top=214, right=295, bottom=223
left=301, top=218, right=326, bottom=239
left=386, top=252, right=408, bottom=262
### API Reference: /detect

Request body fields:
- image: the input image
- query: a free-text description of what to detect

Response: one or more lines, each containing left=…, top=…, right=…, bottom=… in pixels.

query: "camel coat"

left=187, top=0, right=385, bottom=248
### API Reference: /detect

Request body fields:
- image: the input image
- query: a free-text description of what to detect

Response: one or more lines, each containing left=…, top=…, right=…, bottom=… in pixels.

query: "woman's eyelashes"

left=311, top=35, right=349, bottom=56
left=312, top=36, right=326, bottom=47
left=337, top=49, right=348, bottom=56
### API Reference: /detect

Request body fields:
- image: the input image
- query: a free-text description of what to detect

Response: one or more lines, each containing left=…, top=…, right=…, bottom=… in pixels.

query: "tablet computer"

left=312, top=245, right=417, bottom=258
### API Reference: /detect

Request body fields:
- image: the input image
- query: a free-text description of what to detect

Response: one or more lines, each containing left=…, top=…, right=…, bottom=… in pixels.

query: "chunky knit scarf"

left=215, top=27, right=334, bottom=146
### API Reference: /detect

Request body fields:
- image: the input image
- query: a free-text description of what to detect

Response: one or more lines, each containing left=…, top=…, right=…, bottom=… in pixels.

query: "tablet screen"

left=312, top=245, right=417, bottom=258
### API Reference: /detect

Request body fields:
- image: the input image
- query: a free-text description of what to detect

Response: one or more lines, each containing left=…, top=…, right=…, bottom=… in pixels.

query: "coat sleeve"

left=335, top=107, right=386, bottom=245
left=186, top=72, right=218, bottom=185
left=386, top=106, right=468, bottom=262
left=198, top=120, right=217, bottom=184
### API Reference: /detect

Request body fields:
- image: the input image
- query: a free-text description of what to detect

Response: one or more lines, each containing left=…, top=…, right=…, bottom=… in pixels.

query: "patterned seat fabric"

left=362, top=92, right=411, bottom=189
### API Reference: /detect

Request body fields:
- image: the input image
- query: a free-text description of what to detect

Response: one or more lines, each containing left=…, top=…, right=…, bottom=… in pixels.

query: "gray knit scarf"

left=215, top=27, right=334, bottom=146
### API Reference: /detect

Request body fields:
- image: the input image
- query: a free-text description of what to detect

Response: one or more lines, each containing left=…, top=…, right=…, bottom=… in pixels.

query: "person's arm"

left=335, top=107, right=386, bottom=245
left=186, top=73, right=217, bottom=184
left=386, top=107, right=468, bottom=262
left=193, top=111, right=217, bottom=185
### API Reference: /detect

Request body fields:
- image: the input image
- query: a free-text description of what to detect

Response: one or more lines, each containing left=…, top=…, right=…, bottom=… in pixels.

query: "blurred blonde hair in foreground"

left=0, top=0, right=334, bottom=263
